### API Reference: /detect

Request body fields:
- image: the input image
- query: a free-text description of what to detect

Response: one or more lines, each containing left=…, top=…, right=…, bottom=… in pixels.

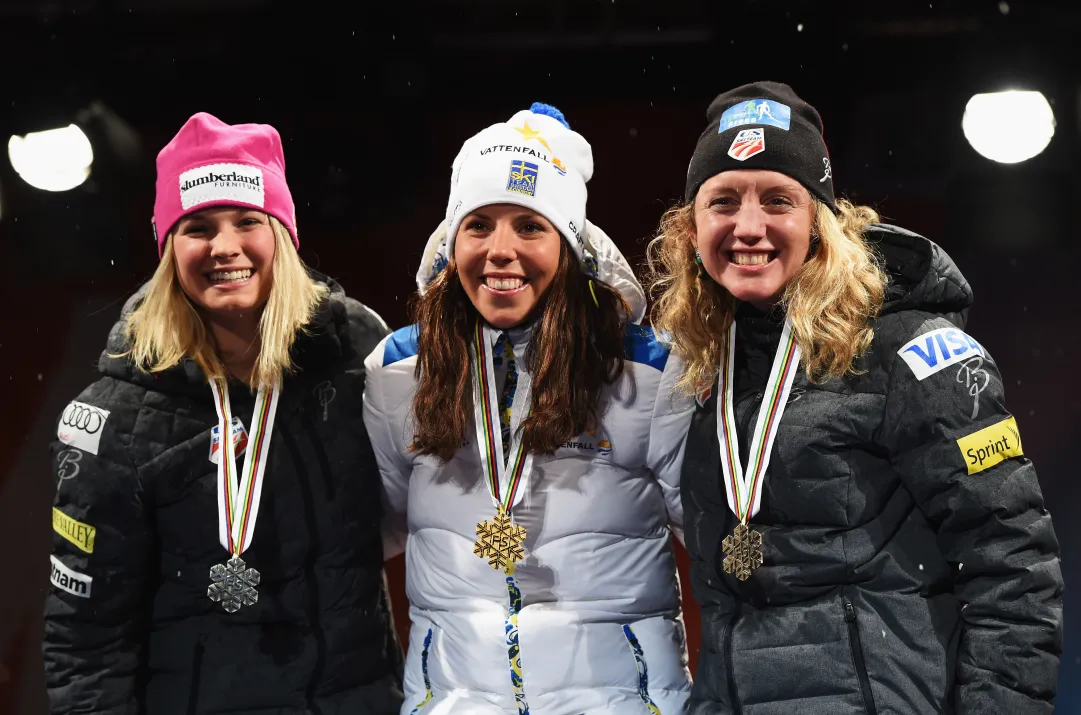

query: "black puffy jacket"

left=682, top=226, right=1062, bottom=715
left=45, top=276, right=404, bottom=715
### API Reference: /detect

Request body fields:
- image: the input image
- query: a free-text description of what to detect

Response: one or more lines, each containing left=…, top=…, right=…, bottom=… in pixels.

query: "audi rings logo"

left=63, top=404, right=105, bottom=433
left=57, top=400, right=111, bottom=456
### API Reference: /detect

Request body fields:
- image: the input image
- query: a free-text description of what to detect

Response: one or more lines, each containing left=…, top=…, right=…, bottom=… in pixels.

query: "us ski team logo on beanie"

left=728, top=129, right=765, bottom=161
left=685, top=81, right=837, bottom=210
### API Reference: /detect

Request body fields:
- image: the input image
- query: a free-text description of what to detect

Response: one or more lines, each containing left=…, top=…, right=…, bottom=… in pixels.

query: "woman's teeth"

left=731, top=252, right=772, bottom=266
left=486, top=277, right=524, bottom=291
left=209, top=269, right=252, bottom=283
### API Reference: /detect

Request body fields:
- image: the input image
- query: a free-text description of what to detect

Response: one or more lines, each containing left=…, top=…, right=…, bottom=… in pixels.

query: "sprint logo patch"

left=956, top=416, right=1023, bottom=475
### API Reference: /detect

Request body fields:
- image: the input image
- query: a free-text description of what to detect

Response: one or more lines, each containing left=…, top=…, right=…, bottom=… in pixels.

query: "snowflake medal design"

left=208, top=555, right=260, bottom=613
left=474, top=506, right=527, bottom=574
left=721, top=522, right=764, bottom=581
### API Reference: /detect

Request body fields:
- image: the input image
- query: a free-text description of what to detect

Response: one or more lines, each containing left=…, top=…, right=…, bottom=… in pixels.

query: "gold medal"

left=471, top=321, right=533, bottom=574
left=721, top=522, right=763, bottom=581
left=474, top=505, right=527, bottom=575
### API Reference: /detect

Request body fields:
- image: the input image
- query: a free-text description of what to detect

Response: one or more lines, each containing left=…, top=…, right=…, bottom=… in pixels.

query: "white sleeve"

left=645, top=353, right=694, bottom=544
left=363, top=338, right=413, bottom=560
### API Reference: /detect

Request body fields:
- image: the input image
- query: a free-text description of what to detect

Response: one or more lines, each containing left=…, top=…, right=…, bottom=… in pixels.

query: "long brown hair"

left=411, top=241, right=629, bottom=462
left=647, top=198, right=887, bottom=393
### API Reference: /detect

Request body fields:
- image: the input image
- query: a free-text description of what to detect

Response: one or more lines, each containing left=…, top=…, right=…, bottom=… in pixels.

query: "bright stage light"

left=962, top=90, right=1055, bottom=164
left=7, top=124, right=94, bottom=192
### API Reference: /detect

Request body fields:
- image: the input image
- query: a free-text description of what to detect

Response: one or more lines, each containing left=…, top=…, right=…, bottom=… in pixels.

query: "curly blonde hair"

left=646, top=198, right=887, bottom=394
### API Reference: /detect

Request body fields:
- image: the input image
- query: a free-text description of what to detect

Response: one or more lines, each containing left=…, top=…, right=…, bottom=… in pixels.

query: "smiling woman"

left=125, top=205, right=323, bottom=389
left=453, top=204, right=563, bottom=329
left=647, top=80, right=1062, bottom=715
left=172, top=207, right=276, bottom=374
left=120, top=113, right=329, bottom=390
left=175, top=208, right=274, bottom=298
left=692, top=170, right=814, bottom=310
left=43, top=112, right=404, bottom=715
left=363, top=103, right=696, bottom=714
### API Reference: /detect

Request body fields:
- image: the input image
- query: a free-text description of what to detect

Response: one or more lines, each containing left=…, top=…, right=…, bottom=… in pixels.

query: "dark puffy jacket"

left=682, top=226, right=1062, bottom=715
left=45, top=276, right=404, bottom=715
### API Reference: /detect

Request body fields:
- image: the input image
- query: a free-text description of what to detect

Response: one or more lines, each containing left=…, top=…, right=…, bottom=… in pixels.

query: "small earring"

left=694, top=247, right=705, bottom=278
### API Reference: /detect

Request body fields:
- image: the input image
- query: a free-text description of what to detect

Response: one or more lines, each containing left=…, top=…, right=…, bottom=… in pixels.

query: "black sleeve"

left=877, top=318, right=1062, bottom=714
left=45, top=396, right=152, bottom=715
left=341, top=296, right=391, bottom=361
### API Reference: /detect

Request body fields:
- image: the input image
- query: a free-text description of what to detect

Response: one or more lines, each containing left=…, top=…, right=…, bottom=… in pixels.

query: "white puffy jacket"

left=363, top=222, right=694, bottom=715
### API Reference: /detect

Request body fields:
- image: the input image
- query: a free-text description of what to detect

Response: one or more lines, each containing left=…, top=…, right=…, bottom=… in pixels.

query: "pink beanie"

left=153, top=112, right=298, bottom=257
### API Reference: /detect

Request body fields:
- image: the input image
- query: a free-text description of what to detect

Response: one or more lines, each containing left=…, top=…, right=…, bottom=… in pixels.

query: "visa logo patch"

left=956, top=416, right=1023, bottom=475
left=51, top=555, right=92, bottom=598
left=898, top=327, right=984, bottom=380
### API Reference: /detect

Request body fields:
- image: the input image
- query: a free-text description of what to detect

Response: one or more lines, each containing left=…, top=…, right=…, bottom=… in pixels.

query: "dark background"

left=0, top=0, right=1077, bottom=712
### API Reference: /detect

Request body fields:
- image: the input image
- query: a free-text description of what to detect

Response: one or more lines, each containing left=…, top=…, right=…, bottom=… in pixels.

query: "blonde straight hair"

left=647, top=198, right=888, bottom=394
left=122, top=215, right=328, bottom=388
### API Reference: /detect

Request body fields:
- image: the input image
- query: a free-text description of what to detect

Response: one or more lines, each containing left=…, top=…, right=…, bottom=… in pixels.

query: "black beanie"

left=684, top=81, right=836, bottom=211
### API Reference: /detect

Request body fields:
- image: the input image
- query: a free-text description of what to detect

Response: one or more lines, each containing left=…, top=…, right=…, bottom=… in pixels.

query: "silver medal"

left=208, top=555, right=260, bottom=613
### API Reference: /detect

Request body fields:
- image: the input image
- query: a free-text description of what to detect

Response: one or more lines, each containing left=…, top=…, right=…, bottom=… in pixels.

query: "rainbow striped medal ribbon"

left=716, top=318, right=801, bottom=581
left=207, top=377, right=281, bottom=613
left=470, top=320, right=533, bottom=575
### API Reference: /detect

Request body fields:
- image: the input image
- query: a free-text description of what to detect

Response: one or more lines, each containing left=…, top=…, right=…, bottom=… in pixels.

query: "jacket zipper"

left=282, top=429, right=327, bottom=715
left=186, top=633, right=207, bottom=715
left=723, top=603, right=743, bottom=715
left=299, top=408, right=336, bottom=500
left=843, top=599, right=878, bottom=715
